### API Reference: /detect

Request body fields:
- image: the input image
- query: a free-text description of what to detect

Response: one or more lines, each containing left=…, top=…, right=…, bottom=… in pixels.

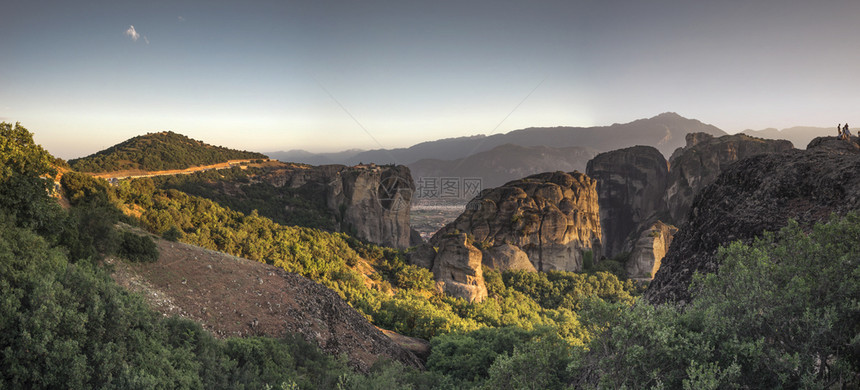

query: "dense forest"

left=3, top=122, right=859, bottom=388
left=69, top=131, right=267, bottom=173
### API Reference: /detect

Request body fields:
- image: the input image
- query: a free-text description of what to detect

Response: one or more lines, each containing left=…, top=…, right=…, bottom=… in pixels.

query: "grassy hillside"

left=69, top=131, right=267, bottom=173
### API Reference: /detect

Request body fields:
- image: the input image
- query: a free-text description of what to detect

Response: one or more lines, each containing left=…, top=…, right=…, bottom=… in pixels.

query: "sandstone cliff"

left=431, top=234, right=488, bottom=302
left=625, top=221, right=677, bottom=279
left=586, top=146, right=669, bottom=259
left=584, top=134, right=791, bottom=280
left=645, top=136, right=860, bottom=304
left=411, top=171, right=602, bottom=301
left=665, top=133, right=793, bottom=225
left=262, top=164, right=415, bottom=249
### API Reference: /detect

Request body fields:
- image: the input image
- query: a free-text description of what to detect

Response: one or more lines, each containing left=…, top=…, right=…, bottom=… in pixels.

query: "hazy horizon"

left=56, top=113, right=837, bottom=160
left=3, top=0, right=857, bottom=159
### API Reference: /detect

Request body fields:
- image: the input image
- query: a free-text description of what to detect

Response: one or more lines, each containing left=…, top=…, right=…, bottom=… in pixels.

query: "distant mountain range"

left=267, top=148, right=366, bottom=166
left=741, top=126, right=835, bottom=149
left=268, top=112, right=727, bottom=166
left=269, top=112, right=731, bottom=190
left=268, top=114, right=841, bottom=197
left=409, top=144, right=599, bottom=189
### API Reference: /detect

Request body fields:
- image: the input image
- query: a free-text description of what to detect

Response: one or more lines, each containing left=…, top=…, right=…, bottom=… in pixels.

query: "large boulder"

left=665, top=133, right=793, bottom=225
left=586, top=145, right=669, bottom=258
left=483, top=243, right=536, bottom=272
left=646, top=140, right=860, bottom=305
left=431, top=234, right=488, bottom=302
left=431, top=171, right=602, bottom=273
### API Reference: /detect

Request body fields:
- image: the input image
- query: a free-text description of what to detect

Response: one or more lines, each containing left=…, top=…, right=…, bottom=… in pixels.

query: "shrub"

left=162, top=226, right=183, bottom=241
left=118, top=231, right=159, bottom=263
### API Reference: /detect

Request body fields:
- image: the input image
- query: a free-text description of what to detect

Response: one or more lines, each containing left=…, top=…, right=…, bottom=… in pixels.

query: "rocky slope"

left=666, top=133, right=794, bottom=225
left=259, top=164, right=416, bottom=249
left=111, top=238, right=424, bottom=372
left=412, top=171, right=602, bottom=300
left=586, top=145, right=669, bottom=259
left=645, top=136, right=860, bottom=305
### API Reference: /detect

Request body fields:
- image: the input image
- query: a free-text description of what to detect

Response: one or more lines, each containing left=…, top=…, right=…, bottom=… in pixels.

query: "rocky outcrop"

left=430, top=171, right=602, bottom=273
left=625, top=221, right=677, bottom=279
left=586, top=146, right=669, bottom=258
left=431, top=234, right=488, bottom=302
left=482, top=243, right=536, bottom=272
left=665, top=133, right=793, bottom=225
left=645, top=138, right=860, bottom=305
left=263, top=164, right=415, bottom=248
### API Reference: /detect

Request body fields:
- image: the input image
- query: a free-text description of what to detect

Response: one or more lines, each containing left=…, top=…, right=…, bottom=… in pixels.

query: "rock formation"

left=586, top=146, right=669, bottom=259
left=262, top=164, right=415, bottom=249
left=665, top=133, right=793, bottom=225
left=625, top=221, right=677, bottom=279
left=411, top=171, right=601, bottom=300
left=431, top=234, right=488, bottom=302
left=482, top=243, right=536, bottom=272
left=429, top=171, right=602, bottom=272
left=584, top=134, right=791, bottom=279
left=645, top=137, right=860, bottom=305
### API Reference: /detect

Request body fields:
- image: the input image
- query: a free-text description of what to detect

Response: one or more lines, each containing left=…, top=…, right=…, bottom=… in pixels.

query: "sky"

left=2, top=0, right=858, bottom=160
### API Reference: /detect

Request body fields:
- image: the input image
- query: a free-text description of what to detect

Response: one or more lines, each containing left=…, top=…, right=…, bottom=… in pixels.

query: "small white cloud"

left=125, top=25, right=140, bottom=41
left=178, top=16, right=185, bottom=22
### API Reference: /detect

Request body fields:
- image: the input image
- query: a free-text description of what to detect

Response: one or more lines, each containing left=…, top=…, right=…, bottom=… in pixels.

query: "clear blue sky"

left=2, top=0, right=858, bottom=159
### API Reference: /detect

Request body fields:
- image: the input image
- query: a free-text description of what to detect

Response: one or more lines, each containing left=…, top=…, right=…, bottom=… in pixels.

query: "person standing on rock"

left=838, top=124, right=843, bottom=138
left=844, top=123, right=853, bottom=139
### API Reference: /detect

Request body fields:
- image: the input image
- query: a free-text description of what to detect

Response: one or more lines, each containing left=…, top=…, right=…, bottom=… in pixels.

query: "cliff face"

left=645, top=137, right=860, bottom=305
left=410, top=171, right=601, bottom=301
left=586, top=146, right=669, bottom=259
left=263, top=164, right=414, bottom=249
left=583, top=134, right=791, bottom=279
left=666, top=133, right=794, bottom=225
left=625, top=221, right=677, bottom=279
left=431, top=171, right=602, bottom=272
left=431, top=234, right=488, bottom=303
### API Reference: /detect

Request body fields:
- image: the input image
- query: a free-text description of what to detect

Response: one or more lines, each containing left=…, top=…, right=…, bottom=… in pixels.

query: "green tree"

left=0, top=122, right=62, bottom=233
left=571, top=215, right=860, bottom=389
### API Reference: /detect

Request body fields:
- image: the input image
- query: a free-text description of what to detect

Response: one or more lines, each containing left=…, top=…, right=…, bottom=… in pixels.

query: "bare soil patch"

left=109, top=238, right=424, bottom=371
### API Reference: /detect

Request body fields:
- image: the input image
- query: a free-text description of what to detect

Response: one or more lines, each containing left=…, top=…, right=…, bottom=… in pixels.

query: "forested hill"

left=69, top=131, right=267, bottom=173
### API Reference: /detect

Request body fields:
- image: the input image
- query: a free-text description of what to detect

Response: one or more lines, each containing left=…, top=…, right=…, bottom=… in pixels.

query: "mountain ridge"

left=268, top=112, right=727, bottom=166
left=409, top=143, right=599, bottom=188
left=741, top=126, right=834, bottom=149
